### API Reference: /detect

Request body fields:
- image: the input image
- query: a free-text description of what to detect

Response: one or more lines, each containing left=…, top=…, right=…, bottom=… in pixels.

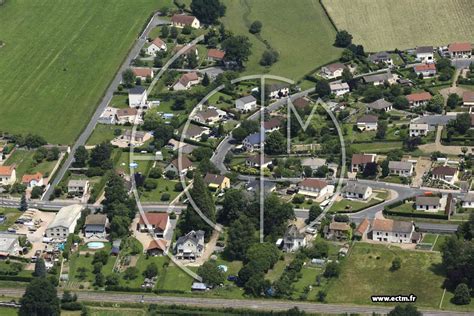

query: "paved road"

left=211, top=89, right=315, bottom=174
left=42, top=14, right=168, bottom=201
left=0, top=288, right=470, bottom=316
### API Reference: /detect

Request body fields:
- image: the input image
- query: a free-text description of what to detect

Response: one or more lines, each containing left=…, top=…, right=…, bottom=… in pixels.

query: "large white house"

left=461, top=193, right=474, bottom=209
left=21, top=172, right=44, bottom=188
left=235, top=95, right=257, bottom=112
left=330, top=82, right=350, bottom=96
left=175, top=230, right=205, bottom=260
left=342, top=182, right=372, bottom=200
left=0, top=166, right=16, bottom=186
left=409, top=123, right=429, bottom=137
left=84, top=214, right=108, bottom=238
left=128, top=86, right=148, bottom=107
left=282, top=224, right=307, bottom=252
left=371, top=218, right=417, bottom=243
left=415, top=46, right=434, bottom=63
left=45, top=205, right=84, bottom=239
left=146, top=37, right=167, bottom=55
left=415, top=196, right=441, bottom=212
left=297, top=178, right=331, bottom=198
left=356, top=115, right=378, bottom=131
left=388, top=161, right=414, bottom=177
left=321, top=63, right=346, bottom=79
left=448, top=42, right=472, bottom=59
left=173, top=72, right=200, bottom=91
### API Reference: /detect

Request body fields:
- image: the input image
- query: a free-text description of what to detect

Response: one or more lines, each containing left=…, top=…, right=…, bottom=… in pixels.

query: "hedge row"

left=0, top=275, right=33, bottom=282
left=383, top=208, right=448, bottom=220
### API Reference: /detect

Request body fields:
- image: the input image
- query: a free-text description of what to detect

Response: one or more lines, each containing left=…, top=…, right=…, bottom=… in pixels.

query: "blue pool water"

left=87, top=242, right=105, bottom=249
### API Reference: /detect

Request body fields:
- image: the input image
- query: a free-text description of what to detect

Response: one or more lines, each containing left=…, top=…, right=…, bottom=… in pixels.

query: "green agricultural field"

left=326, top=243, right=446, bottom=308
left=0, top=0, right=160, bottom=144
left=321, top=0, right=474, bottom=51
left=221, top=0, right=341, bottom=80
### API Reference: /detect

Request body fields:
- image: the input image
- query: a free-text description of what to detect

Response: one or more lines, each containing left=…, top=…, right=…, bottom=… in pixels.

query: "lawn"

left=351, top=141, right=403, bottom=153
left=114, top=150, right=153, bottom=176
left=421, top=233, right=438, bottom=244
left=140, top=177, right=181, bottom=203
left=156, top=262, right=196, bottom=292
left=0, top=0, right=160, bottom=144
left=0, top=307, right=17, bottom=316
left=221, top=0, right=341, bottom=80
left=329, top=192, right=386, bottom=213
left=0, top=208, right=21, bottom=231
left=325, top=243, right=446, bottom=308
left=86, top=124, right=130, bottom=146
left=68, top=246, right=117, bottom=284
left=321, top=0, right=474, bottom=51
left=4, top=149, right=58, bottom=179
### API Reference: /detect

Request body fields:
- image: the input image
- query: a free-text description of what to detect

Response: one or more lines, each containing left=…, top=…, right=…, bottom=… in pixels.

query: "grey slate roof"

left=388, top=161, right=412, bottom=171
left=237, top=95, right=257, bottom=104
left=368, top=51, right=391, bottom=63
left=367, top=99, right=392, bottom=110
left=363, top=72, right=392, bottom=83
left=415, top=196, right=440, bottom=206
left=176, top=230, right=205, bottom=247
left=416, top=46, right=433, bottom=54
left=342, top=182, right=370, bottom=195
left=129, top=86, right=146, bottom=94
left=47, top=205, right=83, bottom=230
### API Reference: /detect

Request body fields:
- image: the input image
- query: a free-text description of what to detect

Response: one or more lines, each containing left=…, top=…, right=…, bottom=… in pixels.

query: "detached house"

left=409, top=123, right=429, bottom=137
left=415, top=196, right=441, bottom=212
left=67, top=180, right=89, bottom=196
left=173, top=44, right=199, bottom=59
left=235, top=95, right=257, bottom=112
left=406, top=92, right=432, bottom=107
left=267, top=83, right=289, bottom=99
left=98, top=107, right=117, bottom=125
left=366, top=99, right=392, bottom=112
left=245, top=154, right=272, bottom=168
left=321, top=63, right=346, bottom=79
left=414, top=63, right=436, bottom=77
left=146, top=37, right=167, bottom=55
left=330, top=82, right=350, bottom=96
left=171, top=14, right=200, bottom=29
left=415, top=46, right=434, bottom=63
left=207, top=49, right=225, bottom=62
left=181, top=124, right=210, bottom=141
left=84, top=214, right=108, bottom=238
left=173, top=72, right=200, bottom=91
left=371, top=218, right=417, bottom=243
left=132, top=67, right=154, bottom=80
left=431, top=166, right=457, bottom=183
left=263, top=117, right=283, bottom=133
left=165, top=156, right=193, bottom=176
left=175, top=230, right=205, bottom=260
left=243, top=132, right=264, bottom=152
left=128, top=86, right=147, bottom=107
left=356, top=114, right=378, bottom=131
left=463, top=91, right=474, bottom=106
left=192, top=108, right=222, bottom=125
left=21, top=172, right=43, bottom=188
left=0, top=166, right=16, bottom=185
left=351, top=154, right=376, bottom=173
left=461, top=193, right=474, bottom=209
left=203, top=173, right=230, bottom=190
left=448, top=42, right=472, bottom=59
left=297, top=178, right=330, bottom=198
left=116, top=108, right=140, bottom=125
left=325, top=221, right=351, bottom=240
left=147, top=239, right=169, bottom=256
left=388, top=161, right=414, bottom=177
left=368, top=51, right=393, bottom=66
left=137, top=212, right=169, bottom=238
left=362, top=72, right=395, bottom=86
left=282, top=224, right=307, bottom=252
left=342, top=182, right=372, bottom=200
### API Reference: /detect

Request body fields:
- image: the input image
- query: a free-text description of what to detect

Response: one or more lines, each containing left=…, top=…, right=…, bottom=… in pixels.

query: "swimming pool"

left=87, top=242, right=105, bottom=250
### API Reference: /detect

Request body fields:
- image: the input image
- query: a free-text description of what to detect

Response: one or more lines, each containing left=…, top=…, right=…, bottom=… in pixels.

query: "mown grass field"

left=321, top=0, right=474, bottom=51
left=0, top=0, right=160, bottom=144
left=221, top=0, right=341, bottom=80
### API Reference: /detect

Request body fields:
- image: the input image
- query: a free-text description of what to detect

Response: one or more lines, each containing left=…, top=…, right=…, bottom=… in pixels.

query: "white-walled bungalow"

left=415, top=46, right=434, bottom=63
left=297, top=178, right=330, bottom=198
left=366, top=99, right=392, bottom=112
left=371, top=218, right=418, bottom=243
left=388, top=161, right=414, bottom=177
left=409, top=123, right=429, bottom=137
left=128, top=86, right=148, bottom=107
left=235, top=95, right=257, bottom=112
left=330, top=82, right=350, bottom=96
left=146, top=37, right=167, bottom=55
left=415, top=196, right=441, bottom=212
left=356, top=115, right=378, bottom=131
left=342, top=182, right=372, bottom=200
left=461, top=193, right=474, bottom=209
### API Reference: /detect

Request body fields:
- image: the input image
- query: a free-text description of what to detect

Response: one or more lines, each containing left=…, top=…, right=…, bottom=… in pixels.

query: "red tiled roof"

left=21, top=172, right=42, bottom=184
left=0, top=166, right=14, bottom=176
left=116, top=108, right=138, bottom=117
left=355, top=218, right=370, bottom=236
left=151, top=37, right=165, bottom=47
left=170, top=156, right=193, bottom=170
left=414, top=63, right=436, bottom=72
left=324, top=62, right=346, bottom=73
left=406, top=92, right=432, bottom=102
left=171, top=15, right=197, bottom=26
left=139, top=213, right=169, bottom=231
left=177, top=72, right=199, bottom=87
left=351, top=154, right=374, bottom=165
left=147, top=239, right=168, bottom=251
left=263, top=117, right=283, bottom=130
left=298, top=178, right=327, bottom=189
left=448, top=42, right=472, bottom=52
left=292, top=97, right=310, bottom=109
left=132, top=67, right=153, bottom=78
left=207, top=49, right=225, bottom=60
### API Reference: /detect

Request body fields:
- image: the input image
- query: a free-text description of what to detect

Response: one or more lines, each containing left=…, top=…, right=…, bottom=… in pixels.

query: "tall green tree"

left=33, top=258, right=46, bottom=277
left=315, top=79, right=331, bottom=98
left=20, top=194, right=28, bottom=211
left=221, top=35, right=252, bottom=68
left=263, top=195, right=295, bottom=241
left=178, top=172, right=216, bottom=238
left=225, top=215, right=257, bottom=260
left=264, top=131, right=286, bottom=155
left=388, top=305, right=422, bottom=316
left=334, top=30, right=353, bottom=47
left=19, top=277, right=60, bottom=316
left=73, top=146, right=89, bottom=168
left=191, top=0, right=226, bottom=25
left=197, top=261, right=225, bottom=287
left=121, top=69, right=136, bottom=88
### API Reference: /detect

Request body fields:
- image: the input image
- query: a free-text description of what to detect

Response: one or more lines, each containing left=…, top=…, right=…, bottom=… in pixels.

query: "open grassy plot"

left=326, top=243, right=445, bottom=308
left=0, top=0, right=159, bottom=144
left=321, top=0, right=474, bottom=52
left=140, top=177, right=181, bottom=203
left=86, top=125, right=130, bottom=146
left=221, top=0, right=341, bottom=80
left=4, top=149, right=57, bottom=179
left=0, top=208, right=21, bottom=231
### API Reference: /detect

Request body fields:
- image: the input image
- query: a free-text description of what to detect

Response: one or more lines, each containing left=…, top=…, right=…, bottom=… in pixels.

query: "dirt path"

left=419, top=125, right=473, bottom=155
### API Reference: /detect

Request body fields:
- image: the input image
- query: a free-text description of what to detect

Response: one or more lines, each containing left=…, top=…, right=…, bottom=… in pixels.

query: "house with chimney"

left=146, top=37, right=167, bottom=55
left=371, top=218, right=419, bottom=243
left=351, top=154, right=376, bottom=173
left=173, top=72, right=200, bottom=91
left=406, top=92, right=432, bottom=107
left=175, top=230, right=205, bottom=260
left=137, top=212, right=169, bottom=238
left=321, top=63, right=346, bottom=79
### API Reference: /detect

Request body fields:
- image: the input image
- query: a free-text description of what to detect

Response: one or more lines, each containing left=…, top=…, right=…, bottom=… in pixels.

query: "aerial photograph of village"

left=0, top=0, right=473, bottom=315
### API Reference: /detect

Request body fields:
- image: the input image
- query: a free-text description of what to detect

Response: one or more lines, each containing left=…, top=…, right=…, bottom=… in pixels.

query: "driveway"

left=419, top=125, right=473, bottom=155
left=412, top=157, right=432, bottom=187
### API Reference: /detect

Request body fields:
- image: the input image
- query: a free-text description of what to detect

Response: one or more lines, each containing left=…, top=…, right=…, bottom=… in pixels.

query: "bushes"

left=383, top=207, right=448, bottom=220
